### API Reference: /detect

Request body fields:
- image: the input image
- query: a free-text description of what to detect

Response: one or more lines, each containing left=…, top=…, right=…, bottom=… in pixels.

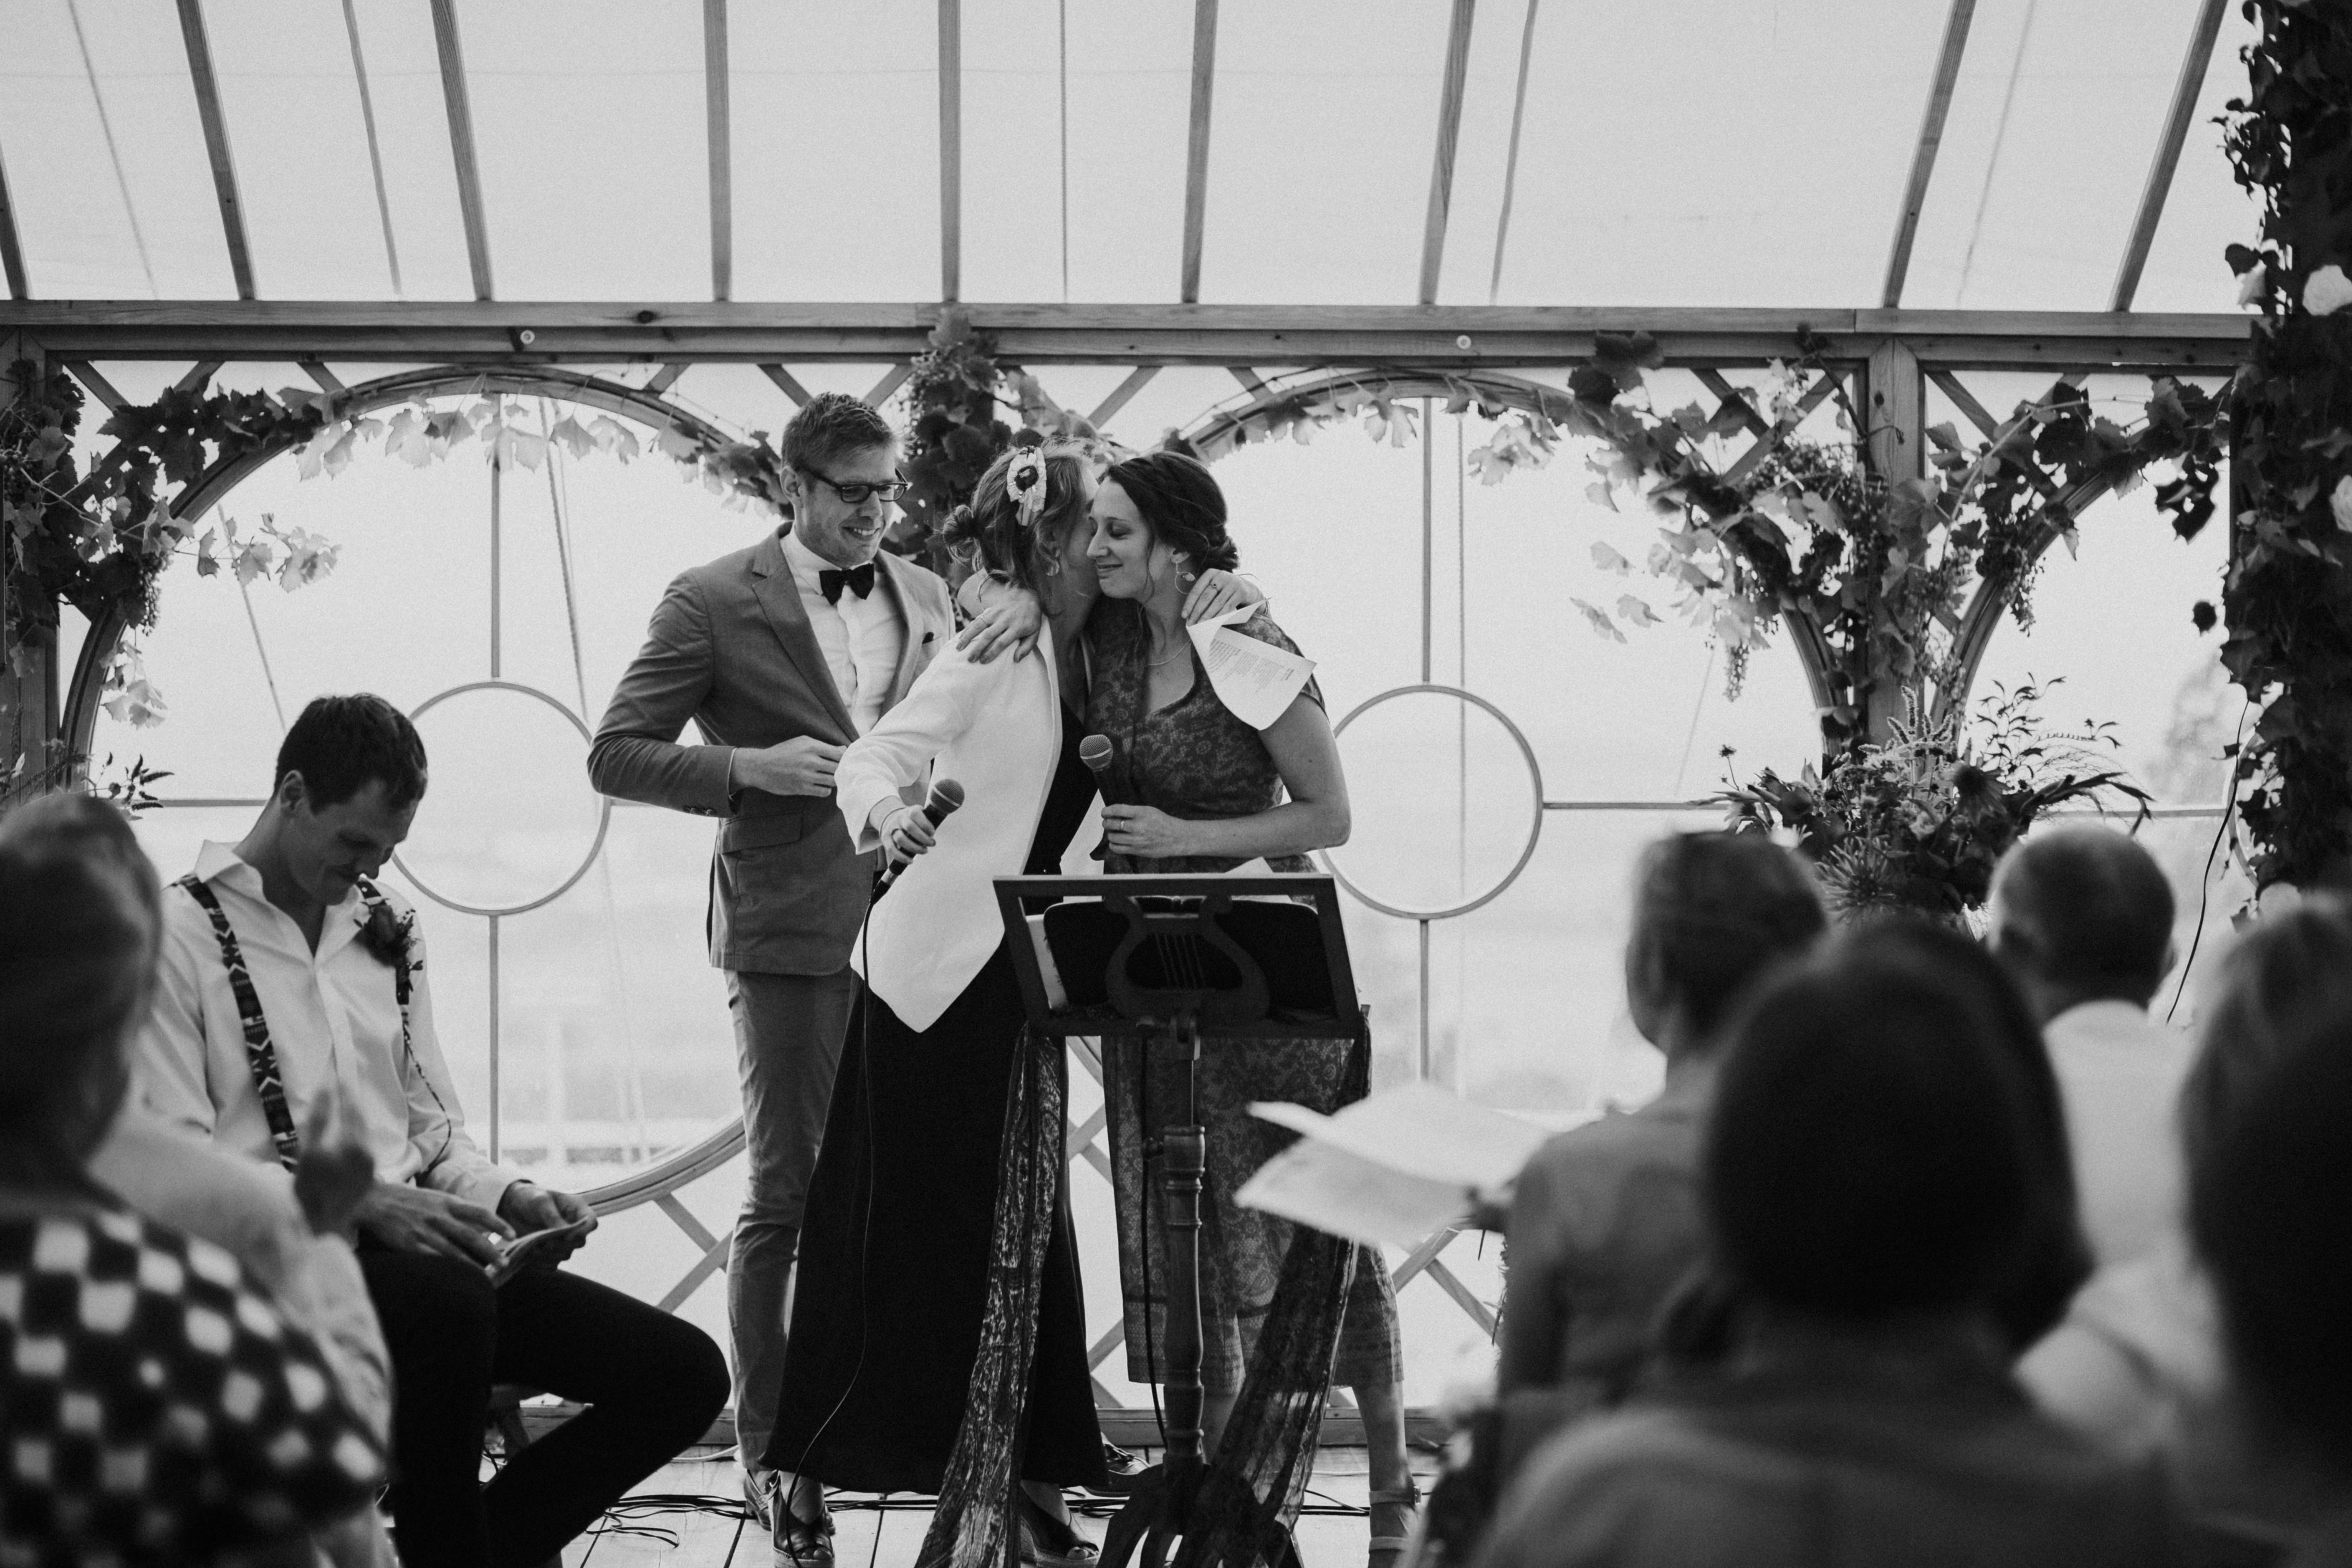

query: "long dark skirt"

left=764, top=947, right=1105, bottom=1495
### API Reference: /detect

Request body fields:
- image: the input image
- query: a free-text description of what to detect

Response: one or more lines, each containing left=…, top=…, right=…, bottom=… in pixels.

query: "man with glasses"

left=590, top=392, right=977, bottom=1565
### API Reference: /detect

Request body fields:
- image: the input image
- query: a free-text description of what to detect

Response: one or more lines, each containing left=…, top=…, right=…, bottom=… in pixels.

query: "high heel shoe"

left=1368, top=1479, right=1421, bottom=1568
left=1018, top=1491, right=1100, bottom=1568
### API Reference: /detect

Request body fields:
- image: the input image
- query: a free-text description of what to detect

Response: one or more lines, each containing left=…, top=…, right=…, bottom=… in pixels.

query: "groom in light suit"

left=589, top=393, right=956, bottom=1559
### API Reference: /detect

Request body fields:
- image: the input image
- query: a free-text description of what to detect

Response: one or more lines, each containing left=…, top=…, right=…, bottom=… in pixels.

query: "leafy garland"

left=2218, top=0, right=2352, bottom=891
left=1464, top=333, right=2229, bottom=755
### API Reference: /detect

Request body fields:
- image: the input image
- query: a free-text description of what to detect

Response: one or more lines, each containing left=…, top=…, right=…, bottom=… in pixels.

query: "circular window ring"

left=1317, top=682, right=1545, bottom=922
left=390, top=680, right=612, bottom=918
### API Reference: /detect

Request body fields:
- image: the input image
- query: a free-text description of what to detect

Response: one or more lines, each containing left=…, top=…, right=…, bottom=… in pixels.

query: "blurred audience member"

left=2024, top=894, right=2352, bottom=1553
left=1475, top=932, right=2175, bottom=1568
left=2192, top=935, right=2352, bottom=1568
left=0, top=792, right=386, bottom=1566
left=1497, top=833, right=1823, bottom=1458
left=1990, top=826, right=2189, bottom=1266
left=1843, top=920, right=2094, bottom=1353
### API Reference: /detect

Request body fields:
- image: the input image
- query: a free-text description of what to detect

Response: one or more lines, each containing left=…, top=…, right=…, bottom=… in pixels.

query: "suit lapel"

left=750, top=529, right=858, bottom=740
left=874, top=551, right=940, bottom=707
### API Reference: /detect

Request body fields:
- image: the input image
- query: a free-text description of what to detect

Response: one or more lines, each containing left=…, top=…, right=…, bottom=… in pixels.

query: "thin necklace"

left=1148, top=639, right=1188, bottom=668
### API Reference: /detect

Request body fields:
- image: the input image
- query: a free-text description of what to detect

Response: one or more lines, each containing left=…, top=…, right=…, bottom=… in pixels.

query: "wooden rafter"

left=61, top=361, right=125, bottom=412
left=1419, top=0, right=1478, bottom=306
left=0, top=301, right=2251, bottom=373
left=644, top=363, right=688, bottom=395
left=1693, top=366, right=1772, bottom=440
left=757, top=363, right=812, bottom=406
left=938, top=0, right=962, bottom=304
left=1883, top=0, right=1978, bottom=309
left=428, top=0, right=495, bottom=301
left=176, top=360, right=222, bottom=393
left=1721, top=372, right=1842, bottom=486
left=340, top=0, right=401, bottom=298
left=863, top=362, right=913, bottom=407
left=1087, top=364, right=1161, bottom=427
left=1179, top=0, right=1220, bottom=304
left=2110, top=0, right=2228, bottom=311
left=705, top=0, right=732, bottom=303
left=1488, top=0, right=1540, bottom=304
left=175, top=0, right=255, bottom=301
left=0, top=144, right=28, bottom=300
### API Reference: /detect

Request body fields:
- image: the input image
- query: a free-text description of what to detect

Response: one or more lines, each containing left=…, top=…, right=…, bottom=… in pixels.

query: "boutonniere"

left=356, top=899, right=418, bottom=970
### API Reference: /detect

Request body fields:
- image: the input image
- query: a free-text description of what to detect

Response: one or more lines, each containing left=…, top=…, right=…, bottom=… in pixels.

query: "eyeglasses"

left=798, top=466, right=909, bottom=507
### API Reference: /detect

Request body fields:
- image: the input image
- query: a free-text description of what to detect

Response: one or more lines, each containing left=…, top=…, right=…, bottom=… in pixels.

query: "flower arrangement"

left=1717, top=680, right=2151, bottom=922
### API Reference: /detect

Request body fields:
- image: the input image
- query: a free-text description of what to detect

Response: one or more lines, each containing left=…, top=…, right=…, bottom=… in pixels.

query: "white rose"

left=2305, top=264, right=2352, bottom=317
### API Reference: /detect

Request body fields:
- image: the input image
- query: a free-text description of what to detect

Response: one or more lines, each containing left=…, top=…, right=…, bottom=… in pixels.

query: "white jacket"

left=834, top=640, right=1063, bottom=1031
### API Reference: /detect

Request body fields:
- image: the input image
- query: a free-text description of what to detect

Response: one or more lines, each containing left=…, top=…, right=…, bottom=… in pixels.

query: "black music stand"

left=994, top=874, right=1364, bottom=1568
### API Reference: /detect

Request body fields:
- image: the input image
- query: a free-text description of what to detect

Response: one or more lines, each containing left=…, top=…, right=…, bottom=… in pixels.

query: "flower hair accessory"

left=1004, top=448, right=1050, bottom=530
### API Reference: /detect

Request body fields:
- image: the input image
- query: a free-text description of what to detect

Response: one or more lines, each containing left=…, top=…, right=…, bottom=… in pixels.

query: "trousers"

left=357, top=1247, right=728, bottom=1568
left=726, top=965, right=860, bottom=1471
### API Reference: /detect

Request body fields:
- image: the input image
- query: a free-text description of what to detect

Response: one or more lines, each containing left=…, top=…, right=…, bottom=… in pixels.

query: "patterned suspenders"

left=175, top=874, right=414, bottom=1173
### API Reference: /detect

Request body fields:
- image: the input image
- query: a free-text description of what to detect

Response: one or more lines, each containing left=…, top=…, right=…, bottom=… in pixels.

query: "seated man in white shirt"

left=137, top=694, right=728, bottom=1568
left=1988, top=825, right=2190, bottom=1267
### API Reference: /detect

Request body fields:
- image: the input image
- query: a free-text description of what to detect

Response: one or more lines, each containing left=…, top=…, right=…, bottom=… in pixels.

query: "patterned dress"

left=0, top=1201, right=385, bottom=1567
left=1085, top=603, right=1402, bottom=1396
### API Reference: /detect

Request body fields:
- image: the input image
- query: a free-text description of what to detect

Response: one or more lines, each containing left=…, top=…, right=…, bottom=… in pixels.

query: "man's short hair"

left=1629, top=831, right=1826, bottom=1037
left=1992, top=826, right=2175, bottom=993
left=275, top=694, right=428, bottom=810
left=779, top=392, right=896, bottom=479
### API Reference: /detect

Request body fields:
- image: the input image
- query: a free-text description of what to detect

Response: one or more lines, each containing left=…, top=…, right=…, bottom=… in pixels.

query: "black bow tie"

left=819, top=563, right=876, bottom=604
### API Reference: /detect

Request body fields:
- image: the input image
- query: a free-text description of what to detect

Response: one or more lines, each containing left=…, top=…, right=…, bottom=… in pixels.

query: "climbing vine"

left=1463, top=332, right=2228, bottom=755
left=2218, top=0, right=2352, bottom=890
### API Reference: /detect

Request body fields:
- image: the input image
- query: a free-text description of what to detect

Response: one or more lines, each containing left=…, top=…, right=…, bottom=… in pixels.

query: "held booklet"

left=1235, top=1081, right=1552, bottom=1249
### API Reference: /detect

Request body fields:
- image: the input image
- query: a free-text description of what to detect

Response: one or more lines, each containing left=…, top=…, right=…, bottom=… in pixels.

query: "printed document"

left=1189, top=607, right=1316, bottom=730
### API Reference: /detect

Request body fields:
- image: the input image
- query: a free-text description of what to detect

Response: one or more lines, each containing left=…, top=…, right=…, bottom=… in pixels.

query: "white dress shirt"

left=136, top=841, right=519, bottom=1215
left=2043, top=999, right=2194, bottom=1267
left=781, top=530, right=906, bottom=735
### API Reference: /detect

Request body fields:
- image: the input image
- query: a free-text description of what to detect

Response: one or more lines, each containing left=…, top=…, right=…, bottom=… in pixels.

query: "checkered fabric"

left=0, top=1208, right=385, bottom=1568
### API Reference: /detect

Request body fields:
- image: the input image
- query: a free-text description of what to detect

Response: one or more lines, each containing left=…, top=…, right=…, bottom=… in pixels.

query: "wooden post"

left=0, top=339, right=59, bottom=795
left=1863, top=338, right=1924, bottom=744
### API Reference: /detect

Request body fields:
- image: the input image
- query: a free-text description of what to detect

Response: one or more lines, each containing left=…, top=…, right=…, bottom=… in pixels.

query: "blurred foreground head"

left=1706, top=926, right=2048, bottom=1321
left=2189, top=897, right=2352, bottom=1476
left=0, top=793, right=161, bottom=1181
left=1624, top=831, right=1826, bottom=1056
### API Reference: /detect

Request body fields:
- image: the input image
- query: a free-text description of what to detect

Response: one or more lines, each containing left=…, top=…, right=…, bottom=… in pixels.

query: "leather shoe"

left=778, top=1506, right=836, bottom=1568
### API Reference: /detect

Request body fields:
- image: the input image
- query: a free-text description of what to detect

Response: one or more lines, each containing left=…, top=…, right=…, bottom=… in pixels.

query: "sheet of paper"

left=1236, top=1140, right=1473, bottom=1250
left=1188, top=607, right=1316, bottom=730
left=1249, top=1080, right=1552, bottom=1190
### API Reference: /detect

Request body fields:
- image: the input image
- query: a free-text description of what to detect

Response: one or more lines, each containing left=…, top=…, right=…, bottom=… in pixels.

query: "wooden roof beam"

left=705, top=0, right=732, bottom=303
left=0, top=143, right=27, bottom=299
left=1179, top=0, right=1219, bottom=304
left=1419, top=0, right=1478, bottom=305
left=428, top=0, right=495, bottom=301
left=938, top=0, right=961, bottom=304
left=2110, top=0, right=2228, bottom=311
left=1883, top=0, right=1978, bottom=309
left=175, top=0, right=255, bottom=300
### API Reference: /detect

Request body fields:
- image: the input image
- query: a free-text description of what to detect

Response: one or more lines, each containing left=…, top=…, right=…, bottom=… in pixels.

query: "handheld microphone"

left=875, top=778, right=964, bottom=893
left=1078, top=734, right=1115, bottom=786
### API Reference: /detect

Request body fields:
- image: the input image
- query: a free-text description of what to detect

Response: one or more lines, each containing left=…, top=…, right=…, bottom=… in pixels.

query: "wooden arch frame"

left=59, top=364, right=733, bottom=770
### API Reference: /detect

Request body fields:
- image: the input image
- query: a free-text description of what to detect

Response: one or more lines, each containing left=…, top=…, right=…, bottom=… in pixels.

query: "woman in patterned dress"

left=1083, top=451, right=1414, bottom=1567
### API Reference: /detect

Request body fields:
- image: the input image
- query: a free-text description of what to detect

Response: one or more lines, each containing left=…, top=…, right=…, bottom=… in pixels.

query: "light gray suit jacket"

left=587, top=529, right=956, bottom=976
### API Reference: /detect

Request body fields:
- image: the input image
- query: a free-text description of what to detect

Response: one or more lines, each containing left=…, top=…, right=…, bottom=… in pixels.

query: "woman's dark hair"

left=1102, top=450, right=1240, bottom=577
left=940, top=444, right=1091, bottom=595
left=0, top=793, right=161, bottom=1183
left=1836, top=918, right=2092, bottom=1345
left=2192, top=1002, right=2352, bottom=1473
left=275, top=693, right=428, bottom=810
left=1705, top=929, right=2047, bottom=1321
left=1626, top=832, right=1825, bottom=1040
left=2179, top=893, right=2352, bottom=1183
